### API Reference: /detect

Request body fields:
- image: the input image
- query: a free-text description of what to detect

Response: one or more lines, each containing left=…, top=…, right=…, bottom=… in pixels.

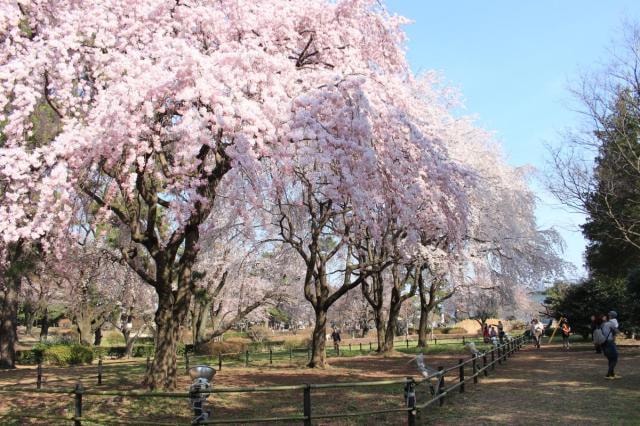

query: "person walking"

left=560, top=320, right=571, bottom=350
left=497, top=321, right=505, bottom=344
left=483, top=324, right=490, bottom=343
left=600, top=311, right=620, bottom=379
left=531, top=319, right=544, bottom=349
left=331, top=329, right=342, bottom=353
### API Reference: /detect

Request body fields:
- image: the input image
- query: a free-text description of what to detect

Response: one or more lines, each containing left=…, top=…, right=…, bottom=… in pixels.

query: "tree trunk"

left=381, top=292, right=402, bottom=353
left=374, top=313, right=386, bottom=352
left=24, top=305, right=35, bottom=336
left=39, top=308, right=49, bottom=342
left=94, top=327, right=103, bottom=346
left=0, top=276, right=20, bottom=369
left=145, top=267, right=193, bottom=389
left=192, top=300, right=211, bottom=347
left=76, top=317, right=93, bottom=346
left=308, top=308, right=328, bottom=368
left=147, top=300, right=183, bottom=389
left=123, top=329, right=135, bottom=358
left=417, top=304, right=431, bottom=348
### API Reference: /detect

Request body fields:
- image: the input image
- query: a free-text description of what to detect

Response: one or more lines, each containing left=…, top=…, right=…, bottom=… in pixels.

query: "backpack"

left=593, top=327, right=608, bottom=345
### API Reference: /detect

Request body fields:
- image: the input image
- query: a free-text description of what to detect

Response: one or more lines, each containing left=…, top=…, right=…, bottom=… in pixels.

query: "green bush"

left=132, top=345, right=155, bottom=358
left=43, top=344, right=93, bottom=366
left=97, top=345, right=155, bottom=358
left=16, top=349, right=41, bottom=365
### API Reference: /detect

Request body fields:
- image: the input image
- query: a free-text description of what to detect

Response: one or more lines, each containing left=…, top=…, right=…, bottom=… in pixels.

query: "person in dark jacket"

left=601, top=311, right=620, bottom=379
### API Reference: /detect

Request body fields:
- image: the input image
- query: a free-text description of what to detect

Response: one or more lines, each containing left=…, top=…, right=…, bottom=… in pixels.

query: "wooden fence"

left=0, top=335, right=527, bottom=425
left=187, top=334, right=486, bottom=371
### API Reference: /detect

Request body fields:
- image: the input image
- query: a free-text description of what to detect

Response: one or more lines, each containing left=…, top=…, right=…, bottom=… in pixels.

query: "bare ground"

left=420, top=342, right=640, bottom=426
left=0, top=341, right=638, bottom=425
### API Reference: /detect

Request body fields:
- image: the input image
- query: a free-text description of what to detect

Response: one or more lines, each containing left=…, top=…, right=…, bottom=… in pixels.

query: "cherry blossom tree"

left=1, top=0, right=424, bottom=387
left=266, top=68, right=471, bottom=363
left=189, top=229, right=295, bottom=347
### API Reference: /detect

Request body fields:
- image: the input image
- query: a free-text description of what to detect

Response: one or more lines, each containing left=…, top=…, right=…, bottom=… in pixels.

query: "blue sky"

left=386, top=1, right=640, bottom=277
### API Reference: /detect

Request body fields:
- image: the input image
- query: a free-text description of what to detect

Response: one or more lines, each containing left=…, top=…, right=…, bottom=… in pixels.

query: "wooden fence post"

left=185, top=350, right=189, bottom=373
left=491, top=349, right=495, bottom=370
left=472, top=356, right=478, bottom=384
left=245, top=350, right=249, bottom=367
left=462, top=336, right=466, bottom=345
left=269, top=348, right=273, bottom=365
left=483, top=353, right=488, bottom=377
left=74, top=383, right=83, bottom=426
left=497, top=346, right=502, bottom=365
left=369, top=342, right=372, bottom=351
left=303, top=384, right=312, bottom=426
left=98, top=358, right=103, bottom=385
left=146, top=356, right=150, bottom=371
left=458, top=359, right=465, bottom=393
left=218, top=353, right=222, bottom=371
left=406, top=339, right=409, bottom=349
left=36, top=362, right=42, bottom=389
left=405, top=377, right=416, bottom=426
left=434, top=337, right=437, bottom=345
left=349, top=343, right=352, bottom=352
left=359, top=342, right=362, bottom=352
left=289, top=348, right=293, bottom=361
left=437, top=366, right=445, bottom=406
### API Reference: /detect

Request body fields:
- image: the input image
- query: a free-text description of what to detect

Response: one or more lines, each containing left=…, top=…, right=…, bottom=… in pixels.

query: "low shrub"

left=247, top=325, right=272, bottom=343
left=99, top=345, right=155, bottom=358
left=16, top=349, right=41, bottom=365
left=42, top=344, right=93, bottom=366
left=443, top=327, right=467, bottom=335
left=195, top=340, right=249, bottom=356
left=282, top=338, right=310, bottom=351
left=133, top=345, right=155, bottom=358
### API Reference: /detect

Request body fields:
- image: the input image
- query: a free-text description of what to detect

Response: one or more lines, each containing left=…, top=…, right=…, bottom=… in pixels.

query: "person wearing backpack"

left=598, top=311, right=620, bottom=379
left=591, top=314, right=604, bottom=353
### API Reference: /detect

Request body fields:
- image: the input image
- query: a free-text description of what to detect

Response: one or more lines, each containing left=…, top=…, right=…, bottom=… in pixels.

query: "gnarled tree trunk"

left=308, top=308, right=327, bottom=367
left=381, top=285, right=403, bottom=353
left=0, top=275, right=20, bottom=369
left=147, top=296, right=189, bottom=389
left=417, top=271, right=454, bottom=348
left=379, top=264, right=418, bottom=354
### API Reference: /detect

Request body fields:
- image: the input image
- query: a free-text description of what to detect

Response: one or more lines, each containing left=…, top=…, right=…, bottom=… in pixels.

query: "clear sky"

left=386, top=1, right=640, bottom=278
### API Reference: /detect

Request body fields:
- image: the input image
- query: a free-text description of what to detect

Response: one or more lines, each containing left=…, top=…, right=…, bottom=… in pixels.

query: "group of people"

left=482, top=320, right=506, bottom=344
left=528, top=317, right=572, bottom=350
left=528, top=311, right=621, bottom=379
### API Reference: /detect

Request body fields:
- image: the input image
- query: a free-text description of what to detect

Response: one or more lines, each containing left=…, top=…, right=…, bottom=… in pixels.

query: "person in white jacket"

left=530, top=319, right=544, bottom=349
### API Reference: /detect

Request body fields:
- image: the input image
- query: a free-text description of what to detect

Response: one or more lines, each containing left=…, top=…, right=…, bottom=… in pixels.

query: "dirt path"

left=421, top=342, right=640, bottom=425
